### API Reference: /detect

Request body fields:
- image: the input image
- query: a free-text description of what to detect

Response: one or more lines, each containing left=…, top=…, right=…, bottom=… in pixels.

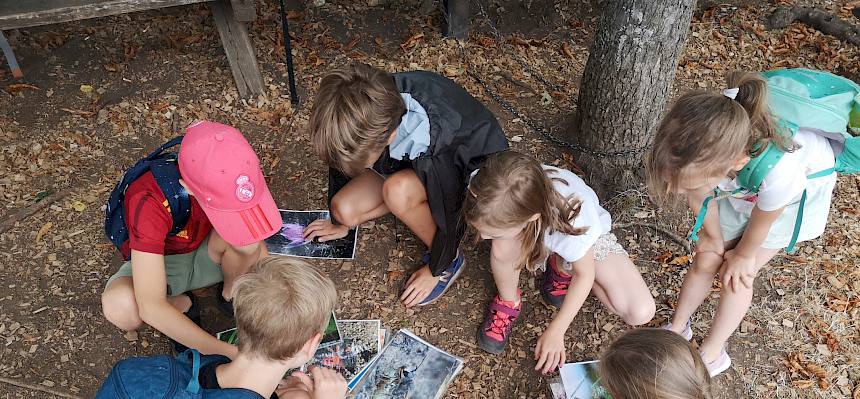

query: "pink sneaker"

left=541, top=254, right=572, bottom=308
left=477, top=293, right=521, bottom=354
left=702, top=347, right=732, bottom=377
left=662, top=320, right=693, bottom=341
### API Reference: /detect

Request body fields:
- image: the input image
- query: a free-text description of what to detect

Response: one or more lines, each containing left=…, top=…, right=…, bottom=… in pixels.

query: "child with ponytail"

left=464, top=151, right=655, bottom=374
left=647, top=71, right=839, bottom=376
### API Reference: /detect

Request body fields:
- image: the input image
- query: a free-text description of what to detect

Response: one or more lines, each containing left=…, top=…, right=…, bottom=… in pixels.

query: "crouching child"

left=96, top=257, right=347, bottom=399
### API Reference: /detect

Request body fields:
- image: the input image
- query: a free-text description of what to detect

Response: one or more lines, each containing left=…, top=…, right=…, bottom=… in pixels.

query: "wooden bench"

left=0, top=0, right=264, bottom=97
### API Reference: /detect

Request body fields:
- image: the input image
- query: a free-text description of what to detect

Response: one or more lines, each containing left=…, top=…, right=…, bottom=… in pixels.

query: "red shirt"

left=119, top=172, right=212, bottom=259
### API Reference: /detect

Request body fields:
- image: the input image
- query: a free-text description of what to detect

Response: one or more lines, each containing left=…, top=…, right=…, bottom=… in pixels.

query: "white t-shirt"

left=542, top=166, right=612, bottom=263
left=718, top=128, right=836, bottom=213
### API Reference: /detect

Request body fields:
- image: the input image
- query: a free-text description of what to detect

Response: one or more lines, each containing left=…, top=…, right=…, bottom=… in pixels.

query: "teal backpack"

left=690, top=68, right=860, bottom=253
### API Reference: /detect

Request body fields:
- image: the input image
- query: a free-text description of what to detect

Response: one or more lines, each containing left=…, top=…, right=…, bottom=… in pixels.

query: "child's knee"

left=331, top=195, right=362, bottom=227
left=622, top=298, right=656, bottom=326
left=101, top=287, right=143, bottom=331
left=381, top=173, right=423, bottom=211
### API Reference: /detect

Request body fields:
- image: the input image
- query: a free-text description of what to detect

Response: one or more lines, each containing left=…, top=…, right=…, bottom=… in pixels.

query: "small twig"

left=0, top=188, right=70, bottom=234
left=613, top=221, right=692, bottom=254
left=493, top=70, right=537, bottom=93
left=0, top=376, right=83, bottom=399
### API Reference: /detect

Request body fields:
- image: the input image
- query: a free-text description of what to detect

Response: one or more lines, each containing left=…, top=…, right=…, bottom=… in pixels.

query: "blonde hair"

left=233, top=257, right=337, bottom=361
left=600, top=328, right=712, bottom=399
left=646, top=71, right=797, bottom=196
left=308, top=63, right=406, bottom=177
left=463, top=151, right=586, bottom=272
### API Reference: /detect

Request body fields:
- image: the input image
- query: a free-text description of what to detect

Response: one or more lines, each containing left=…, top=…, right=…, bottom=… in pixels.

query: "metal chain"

left=441, top=0, right=649, bottom=158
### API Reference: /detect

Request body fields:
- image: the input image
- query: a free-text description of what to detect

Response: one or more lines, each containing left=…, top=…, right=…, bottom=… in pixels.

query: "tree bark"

left=569, top=0, right=694, bottom=197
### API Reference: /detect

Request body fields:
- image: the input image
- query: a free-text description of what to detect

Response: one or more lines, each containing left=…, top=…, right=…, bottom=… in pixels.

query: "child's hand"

left=400, top=265, right=440, bottom=307
left=534, top=324, right=566, bottom=375
left=719, top=249, right=757, bottom=292
left=280, top=367, right=347, bottom=399
left=303, top=219, right=349, bottom=242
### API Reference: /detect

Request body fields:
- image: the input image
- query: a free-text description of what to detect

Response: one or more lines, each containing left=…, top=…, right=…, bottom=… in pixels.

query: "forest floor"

left=0, top=0, right=859, bottom=398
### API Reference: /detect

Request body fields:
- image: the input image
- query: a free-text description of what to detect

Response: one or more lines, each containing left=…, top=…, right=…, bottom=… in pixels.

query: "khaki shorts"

left=105, top=235, right=224, bottom=296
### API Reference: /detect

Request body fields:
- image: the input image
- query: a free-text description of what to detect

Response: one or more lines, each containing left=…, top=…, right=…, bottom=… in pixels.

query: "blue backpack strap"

left=785, top=189, right=807, bottom=254
left=689, top=189, right=718, bottom=243
left=182, top=349, right=203, bottom=394
left=146, top=135, right=184, bottom=160
left=150, top=156, right=192, bottom=236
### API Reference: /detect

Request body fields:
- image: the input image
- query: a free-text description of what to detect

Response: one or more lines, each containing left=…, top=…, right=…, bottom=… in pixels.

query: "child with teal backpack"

left=647, top=68, right=860, bottom=377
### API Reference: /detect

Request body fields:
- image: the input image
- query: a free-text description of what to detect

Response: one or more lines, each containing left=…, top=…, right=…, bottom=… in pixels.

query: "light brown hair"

left=463, top=151, right=586, bottom=272
left=646, top=71, right=797, bottom=197
left=308, top=63, right=406, bottom=177
left=600, top=328, right=712, bottom=399
left=233, top=257, right=337, bottom=361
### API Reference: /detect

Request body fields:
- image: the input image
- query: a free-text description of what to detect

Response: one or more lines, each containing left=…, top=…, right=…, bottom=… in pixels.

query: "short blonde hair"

left=233, top=257, right=337, bottom=361
left=308, top=63, right=406, bottom=177
left=600, top=328, right=712, bottom=399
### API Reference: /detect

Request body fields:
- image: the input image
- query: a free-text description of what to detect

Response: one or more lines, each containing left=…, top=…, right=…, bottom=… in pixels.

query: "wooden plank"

left=442, top=0, right=470, bottom=39
left=210, top=0, right=263, bottom=98
left=229, top=0, right=255, bottom=22
left=0, top=0, right=211, bottom=30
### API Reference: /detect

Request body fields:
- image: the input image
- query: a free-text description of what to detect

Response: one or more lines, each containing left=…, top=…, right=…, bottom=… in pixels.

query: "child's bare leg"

left=383, top=170, right=440, bottom=306
left=330, top=171, right=389, bottom=227
left=491, top=239, right=523, bottom=302
left=102, top=277, right=192, bottom=331
left=700, top=247, right=779, bottom=361
left=382, top=170, right=435, bottom=246
left=591, top=253, right=656, bottom=326
left=670, top=249, right=726, bottom=333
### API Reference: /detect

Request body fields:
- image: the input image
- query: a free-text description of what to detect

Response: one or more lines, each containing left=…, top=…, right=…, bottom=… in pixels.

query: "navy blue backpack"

left=104, top=136, right=191, bottom=259
left=96, top=349, right=263, bottom=398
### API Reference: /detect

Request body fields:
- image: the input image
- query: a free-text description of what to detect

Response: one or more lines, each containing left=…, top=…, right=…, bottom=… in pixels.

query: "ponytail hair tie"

left=722, top=87, right=740, bottom=100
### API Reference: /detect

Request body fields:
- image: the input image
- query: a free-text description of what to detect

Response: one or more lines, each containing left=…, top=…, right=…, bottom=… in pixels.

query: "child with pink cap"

left=101, top=120, right=282, bottom=359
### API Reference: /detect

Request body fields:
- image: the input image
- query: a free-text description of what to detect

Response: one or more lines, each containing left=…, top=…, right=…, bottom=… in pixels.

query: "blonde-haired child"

left=600, top=328, right=712, bottom=399
left=464, top=150, right=655, bottom=374
left=647, top=71, right=838, bottom=376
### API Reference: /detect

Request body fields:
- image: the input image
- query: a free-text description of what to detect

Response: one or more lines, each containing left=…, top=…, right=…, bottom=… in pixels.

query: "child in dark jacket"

left=303, top=63, right=508, bottom=307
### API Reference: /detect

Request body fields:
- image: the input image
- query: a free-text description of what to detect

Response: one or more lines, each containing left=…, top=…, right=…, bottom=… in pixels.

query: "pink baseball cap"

left=178, top=121, right=281, bottom=246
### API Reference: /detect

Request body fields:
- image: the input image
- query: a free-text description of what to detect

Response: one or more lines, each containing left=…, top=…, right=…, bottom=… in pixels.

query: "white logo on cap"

left=235, top=175, right=255, bottom=203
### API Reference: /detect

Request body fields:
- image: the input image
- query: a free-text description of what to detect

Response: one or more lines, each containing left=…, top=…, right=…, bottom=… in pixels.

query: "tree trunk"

left=568, top=0, right=694, bottom=197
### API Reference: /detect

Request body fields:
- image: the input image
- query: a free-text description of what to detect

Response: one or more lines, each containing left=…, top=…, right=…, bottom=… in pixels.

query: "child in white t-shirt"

left=647, top=71, right=838, bottom=377
left=464, top=151, right=655, bottom=374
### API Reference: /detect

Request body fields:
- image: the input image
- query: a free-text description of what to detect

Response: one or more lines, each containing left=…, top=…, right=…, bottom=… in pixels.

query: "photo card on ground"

left=351, top=329, right=464, bottom=399
left=305, top=320, right=382, bottom=389
left=559, top=360, right=611, bottom=399
left=265, top=210, right=357, bottom=259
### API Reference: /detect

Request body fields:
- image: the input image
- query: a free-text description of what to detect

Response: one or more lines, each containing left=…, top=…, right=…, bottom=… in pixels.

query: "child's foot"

left=701, top=347, right=731, bottom=377
left=662, top=320, right=693, bottom=341
left=541, top=255, right=572, bottom=308
left=417, top=249, right=465, bottom=306
left=477, top=293, right=521, bottom=354
left=169, top=292, right=201, bottom=354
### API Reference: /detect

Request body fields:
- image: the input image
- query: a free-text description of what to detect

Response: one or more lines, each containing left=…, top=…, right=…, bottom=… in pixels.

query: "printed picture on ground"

left=351, top=329, right=463, bottom=399
left=265, top=210, right=357, bottom=259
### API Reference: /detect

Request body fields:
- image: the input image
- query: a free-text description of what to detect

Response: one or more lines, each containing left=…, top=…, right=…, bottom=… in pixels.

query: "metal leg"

left=0, top=30, right=23, bottom=79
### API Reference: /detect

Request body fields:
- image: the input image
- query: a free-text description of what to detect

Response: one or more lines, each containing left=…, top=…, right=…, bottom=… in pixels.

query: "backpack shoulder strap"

left=149, top=156, right=192, bottom=236
left=177, top=349, right=204, bottom=394
left=146, top=135, right=184, bottom=161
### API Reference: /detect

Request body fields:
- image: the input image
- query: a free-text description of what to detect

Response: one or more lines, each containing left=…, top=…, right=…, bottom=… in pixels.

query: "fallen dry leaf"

left=36, top=222, right=52, bottom=242
left=400, top=32, right=424, bottom=51
left=4, top=83, right=40, bottom=95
